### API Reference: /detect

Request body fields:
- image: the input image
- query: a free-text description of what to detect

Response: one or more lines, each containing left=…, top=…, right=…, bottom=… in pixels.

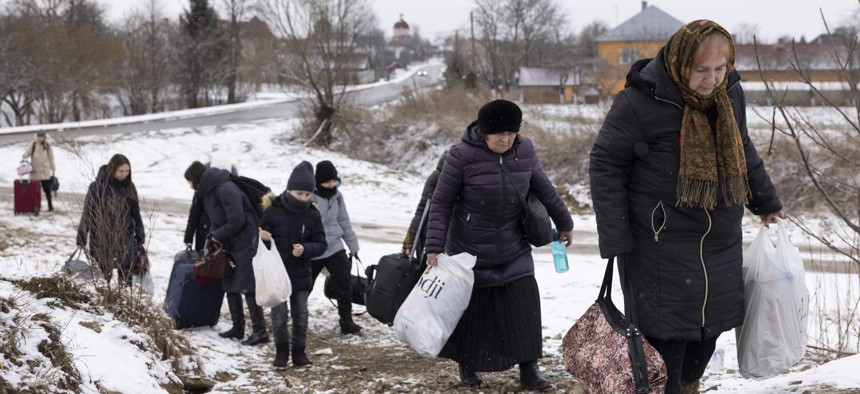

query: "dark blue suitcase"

left=165, top=249, right=224, bottom=329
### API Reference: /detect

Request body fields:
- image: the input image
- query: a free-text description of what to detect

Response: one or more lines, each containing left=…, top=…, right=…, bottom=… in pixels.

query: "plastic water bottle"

left=551, top=229, right=569, bottom=273
left=708, top=348, right=725, bottom=374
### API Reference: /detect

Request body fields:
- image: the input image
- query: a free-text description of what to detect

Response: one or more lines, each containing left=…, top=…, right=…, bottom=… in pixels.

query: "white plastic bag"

left=736, top=222, right=809, bottom=379
left=132, top=271, right=154, bottom=294
left=253, top=239, right=292, bottom=308
left=393, top=252, right=476, bottom=357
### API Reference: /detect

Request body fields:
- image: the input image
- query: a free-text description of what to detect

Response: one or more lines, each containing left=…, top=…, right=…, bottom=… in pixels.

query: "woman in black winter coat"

left=259, top=161, right=328, bottom=368
left=184, top=161, right=264, bottom=346
left=76, top=154, right=145, bottom=285
left=184, top=162, right=236, bottom=251
left=424, top=99, right=574, bottom=391
left=589, top=20, right=786, bottom=394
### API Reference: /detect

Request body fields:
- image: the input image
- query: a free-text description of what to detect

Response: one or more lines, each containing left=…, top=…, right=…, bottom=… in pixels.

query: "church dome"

left=394, top=19, right=409, bottom=29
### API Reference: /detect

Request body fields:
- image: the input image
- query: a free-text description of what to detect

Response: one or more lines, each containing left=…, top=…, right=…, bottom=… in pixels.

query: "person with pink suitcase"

left=18, top=130, right=57, bottom=213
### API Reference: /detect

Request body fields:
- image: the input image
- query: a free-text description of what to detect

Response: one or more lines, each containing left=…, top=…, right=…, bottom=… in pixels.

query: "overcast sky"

left=101, top=0, right=857, bottom=43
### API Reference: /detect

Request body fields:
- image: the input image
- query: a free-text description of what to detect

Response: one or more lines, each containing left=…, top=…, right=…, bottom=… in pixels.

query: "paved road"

left=0, top=64, right=445, bottom=146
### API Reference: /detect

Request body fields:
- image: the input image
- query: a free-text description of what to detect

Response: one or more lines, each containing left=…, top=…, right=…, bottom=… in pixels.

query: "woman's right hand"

left=426, top=253, right=439, bottom=267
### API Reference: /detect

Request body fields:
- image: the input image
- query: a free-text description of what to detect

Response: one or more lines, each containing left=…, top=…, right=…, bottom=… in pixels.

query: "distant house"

left=518, top=67, right=579, bottom=104
left=734, top=36, right=860, bottom=105
left=595, top=2, right=682, bottom=95
left=341, top=54, right=376, bottom=85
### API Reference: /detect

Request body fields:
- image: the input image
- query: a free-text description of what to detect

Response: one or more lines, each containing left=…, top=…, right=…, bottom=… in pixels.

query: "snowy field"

left=0, top=102, right=858, bottom=393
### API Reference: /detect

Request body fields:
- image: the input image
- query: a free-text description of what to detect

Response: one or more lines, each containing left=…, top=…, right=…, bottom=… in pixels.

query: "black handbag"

left=324, top=255, right=368, bottom=307
left=50, top=176, right=59, bottom=192
left=499, top=163, right=552, bottom=247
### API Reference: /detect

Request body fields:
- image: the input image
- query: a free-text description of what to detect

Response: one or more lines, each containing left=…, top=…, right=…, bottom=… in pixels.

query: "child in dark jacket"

left=259, top=161, right=327, bottom=368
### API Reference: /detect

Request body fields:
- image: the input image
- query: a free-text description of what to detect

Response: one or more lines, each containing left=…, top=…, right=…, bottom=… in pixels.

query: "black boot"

left=519, top=360, right=550, bottom=391
left=291, top=346, right=312, bottom=367
left=219, top=293, right=245, bottom=339
left=241, top=294, right=269, bottom=346
left=458, top=364, right=483, bottom=386
left=47, top=196, right=53, bottom=212
left=273, top=343, right=290, bottom=369
left=338, top=300, right=362, bottom=335
left=339, top=317, right=362, bottom=335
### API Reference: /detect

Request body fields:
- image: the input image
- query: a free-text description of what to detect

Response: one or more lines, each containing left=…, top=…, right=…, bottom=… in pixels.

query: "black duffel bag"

left=364, top=252, right=425, bottom=326
left=364, top=202, right=429, bottom=326
left=324, top=255, right=367, bottom=306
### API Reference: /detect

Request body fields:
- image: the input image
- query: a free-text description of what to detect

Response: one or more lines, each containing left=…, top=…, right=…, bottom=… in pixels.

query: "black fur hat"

left=477, top=99, right=522, bottom=134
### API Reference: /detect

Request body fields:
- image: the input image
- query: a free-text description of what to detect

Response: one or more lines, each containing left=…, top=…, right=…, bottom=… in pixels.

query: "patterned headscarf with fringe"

left=663, top=19, right=750, bottom=210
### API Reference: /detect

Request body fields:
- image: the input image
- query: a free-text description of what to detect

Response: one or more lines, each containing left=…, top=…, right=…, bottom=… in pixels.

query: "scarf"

left=663, top=20, right=750, bottom=210
left=315, top=184, right=338, bottom=199
left=280, top=192, right=311, bottom=213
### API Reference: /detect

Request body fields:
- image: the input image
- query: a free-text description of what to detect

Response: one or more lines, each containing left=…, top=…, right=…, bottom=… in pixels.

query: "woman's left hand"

left=760, top=210, right=788, bottom=227
left=292, top=243, right=304, bottom=257
left=558, top=230, right=574, bottom=247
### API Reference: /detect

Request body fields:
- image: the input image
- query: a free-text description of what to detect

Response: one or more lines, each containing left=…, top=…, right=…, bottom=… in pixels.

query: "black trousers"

left=40, top=179, right=52, bottom=209
left=645, top=332, right=719, bottom=394
left=310, top=250, right=353, bottom=318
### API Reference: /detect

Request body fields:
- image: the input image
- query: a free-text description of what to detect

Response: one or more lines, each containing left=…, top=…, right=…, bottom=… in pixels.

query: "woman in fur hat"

left=424, top=99, right=574, bottom=391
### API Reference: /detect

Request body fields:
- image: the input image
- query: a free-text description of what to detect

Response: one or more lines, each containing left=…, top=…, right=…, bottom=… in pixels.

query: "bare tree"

left=262, top=0, right=377, bottom=145
left=472, top=0, right=566, bottom=92
left=753, top=12, right=860, bottom=266
left=222, top=0, right=248, bottom=103
left=0, top=12, right=41, bottom=126
left=116, top=1, right=173, bottom=115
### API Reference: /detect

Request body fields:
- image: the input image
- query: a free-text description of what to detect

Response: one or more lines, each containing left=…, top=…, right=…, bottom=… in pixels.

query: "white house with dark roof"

left=518, top=67, right=580, bottom=104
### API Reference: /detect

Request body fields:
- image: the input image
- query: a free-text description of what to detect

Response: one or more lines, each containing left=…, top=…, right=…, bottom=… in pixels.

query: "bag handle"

left=350, top=255, right=364, bottom=277
left=67, top=248, right=82, bottom=262
left=409, top=200, right=431, bottom=263
left=600, top=257, right=652, bottom=394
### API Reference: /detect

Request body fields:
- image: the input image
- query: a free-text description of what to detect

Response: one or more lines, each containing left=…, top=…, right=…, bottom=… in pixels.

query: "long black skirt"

left=438, top=275, right=543, bottom=372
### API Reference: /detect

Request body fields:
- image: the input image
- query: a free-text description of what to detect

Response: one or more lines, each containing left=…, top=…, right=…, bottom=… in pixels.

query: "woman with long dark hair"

left=76, top=154, right=146, bottom=285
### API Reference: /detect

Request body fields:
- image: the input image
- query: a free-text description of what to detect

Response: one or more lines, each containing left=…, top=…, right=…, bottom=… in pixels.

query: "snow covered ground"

left=0, top=102, right=858, bottom=393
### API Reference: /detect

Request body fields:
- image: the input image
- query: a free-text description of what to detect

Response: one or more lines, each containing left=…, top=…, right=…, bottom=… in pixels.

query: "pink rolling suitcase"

left=14, top=179, right=41, bottom=215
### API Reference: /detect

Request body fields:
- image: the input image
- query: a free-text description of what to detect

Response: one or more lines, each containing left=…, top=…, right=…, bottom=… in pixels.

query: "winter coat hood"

left=198, top=167, right=232, bottom=196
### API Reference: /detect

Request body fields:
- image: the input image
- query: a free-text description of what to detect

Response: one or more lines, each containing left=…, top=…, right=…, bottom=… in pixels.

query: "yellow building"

left=595, top=2, right=682, bottom=95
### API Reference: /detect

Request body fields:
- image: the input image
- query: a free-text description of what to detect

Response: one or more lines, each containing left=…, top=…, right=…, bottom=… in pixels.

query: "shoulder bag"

left=499, top=162, right=552, bottom=247
left=562, top=257, right=668, bottom=393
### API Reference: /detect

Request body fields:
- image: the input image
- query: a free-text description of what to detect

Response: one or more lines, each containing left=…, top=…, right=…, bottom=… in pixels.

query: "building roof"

left=595, top=5, right=683, bottom=42
left=734, top=43, right=859, bottom=72
left=518, top=67, right=578, bottom=87
left=394, top=13, right=409, bottom=30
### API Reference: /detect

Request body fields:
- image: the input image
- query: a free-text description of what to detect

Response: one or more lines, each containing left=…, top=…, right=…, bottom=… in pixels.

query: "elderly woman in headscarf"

left=589, top=20, right=787, bottom=394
